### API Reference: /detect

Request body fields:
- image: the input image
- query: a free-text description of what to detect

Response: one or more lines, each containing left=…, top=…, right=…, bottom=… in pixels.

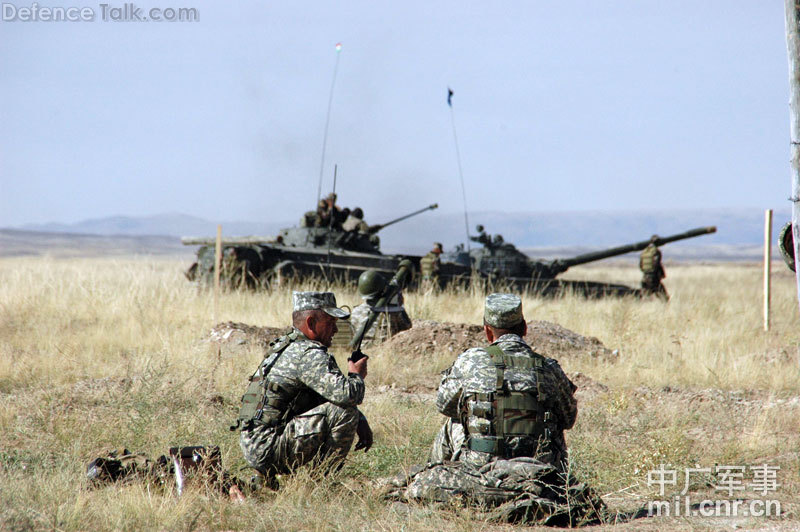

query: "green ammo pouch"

left=231, top=375, right=265, bottom=431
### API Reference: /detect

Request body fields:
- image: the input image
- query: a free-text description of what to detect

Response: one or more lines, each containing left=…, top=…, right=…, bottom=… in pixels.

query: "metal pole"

left=764, top=209, right=773, bottom=331
left=783, top=0, right=800, bottom=314
left=214, top=224, right=221, bottom=323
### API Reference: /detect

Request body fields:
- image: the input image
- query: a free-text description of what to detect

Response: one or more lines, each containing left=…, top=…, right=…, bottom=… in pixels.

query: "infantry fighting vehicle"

left=440, top=225, right=718, bottom=297
left=183, top=204, right=438, bottom=289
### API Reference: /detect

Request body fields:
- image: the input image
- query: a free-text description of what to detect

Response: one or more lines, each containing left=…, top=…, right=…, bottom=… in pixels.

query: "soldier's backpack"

left=639, top=244, right=661, bottom=274
left=86, top=449, right=168, bottom=485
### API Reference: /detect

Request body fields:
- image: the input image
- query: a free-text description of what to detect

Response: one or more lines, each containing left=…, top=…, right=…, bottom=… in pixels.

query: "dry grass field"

left=1, top=256, right=799, bottom=531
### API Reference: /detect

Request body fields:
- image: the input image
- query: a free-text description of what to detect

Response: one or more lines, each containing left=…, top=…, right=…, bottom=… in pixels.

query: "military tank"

left=440, top=225, right=718, bottom=297
left=183, top=203, right=439, bottom=289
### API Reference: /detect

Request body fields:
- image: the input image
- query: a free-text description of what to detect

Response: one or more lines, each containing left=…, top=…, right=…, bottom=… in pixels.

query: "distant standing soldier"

left=235, top=291, right=372, bottom=483
left=349, top=269, right=412, bottom=344
left=639, top=235, right=669, bottom=301
left=419, top=242, right=443, bottom=290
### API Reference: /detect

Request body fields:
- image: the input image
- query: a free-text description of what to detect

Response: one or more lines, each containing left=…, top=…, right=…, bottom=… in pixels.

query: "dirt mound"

left=380, top=319, right=616, bottom=362
left=208, top=322, right=288, bottom=349
left=207, top=319, right=617, bottom=364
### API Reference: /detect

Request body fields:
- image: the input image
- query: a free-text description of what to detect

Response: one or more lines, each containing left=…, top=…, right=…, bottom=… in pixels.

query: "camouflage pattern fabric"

left=383, top=334, right=603, bottom=525
left=435, top=333, right=577, bottom=468
left=241, top=401, right=360, bottom=475
left=349, top=301, right=412, bottom=344
left=483, top=293, right=523, bottom=328
left=292, top=291, right=349, bottom=318
left=382, top=457, right=606, bottom=526
left=239, top=329, right=365, bottom=476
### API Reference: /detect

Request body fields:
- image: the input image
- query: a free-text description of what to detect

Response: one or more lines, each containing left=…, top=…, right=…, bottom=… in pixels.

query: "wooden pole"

left=764, top=209, right=773, bottom=331
left=214, top=224, right=222, bottom=323
left=784, top=0, right=800, bottom=315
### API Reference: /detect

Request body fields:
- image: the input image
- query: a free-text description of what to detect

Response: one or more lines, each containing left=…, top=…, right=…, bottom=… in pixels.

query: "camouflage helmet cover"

left=484, top=293, right=524, bottom=329
left=357, top=270, right=386, bottom=299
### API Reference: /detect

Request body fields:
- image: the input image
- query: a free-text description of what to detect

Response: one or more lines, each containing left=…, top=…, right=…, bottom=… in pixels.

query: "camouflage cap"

left=483, top=293, right=523, bottom=328
left=292, top=291, right=350, bottom=319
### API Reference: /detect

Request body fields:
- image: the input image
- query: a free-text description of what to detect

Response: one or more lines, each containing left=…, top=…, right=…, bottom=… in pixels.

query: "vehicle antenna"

left=316, top=43, right=343, bottom=208
left=325, top=164, right=338, bottom=285
left=447, top=87, right=471, bottom=252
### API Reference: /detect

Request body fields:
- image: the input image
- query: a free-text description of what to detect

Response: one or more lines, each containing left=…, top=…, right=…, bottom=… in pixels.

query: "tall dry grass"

left=1, top=256, right=798, bottom=530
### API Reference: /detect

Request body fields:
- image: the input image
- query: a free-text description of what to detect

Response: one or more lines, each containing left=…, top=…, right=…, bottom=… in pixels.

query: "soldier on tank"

left=639, top=235, right=669, bottom=301
left=419, top=242, right=443, bottom=290
left=235, top=291, right=372, bottom=484
left=349, top=270, right=412, bottom=344
left=341, top=207, right=370, bottom=234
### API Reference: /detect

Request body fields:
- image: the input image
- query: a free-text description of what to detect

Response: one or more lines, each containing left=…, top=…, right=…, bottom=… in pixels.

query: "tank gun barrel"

left=368, top=203, right=439, bottom=234
left=546, top=226, right=717, bottom=276
left=181, top=236, right=275, bottom=246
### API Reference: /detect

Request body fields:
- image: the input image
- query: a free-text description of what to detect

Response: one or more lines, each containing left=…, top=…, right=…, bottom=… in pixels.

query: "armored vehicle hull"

left=437, top=225, right=717, bottom=298
left=184, top=203, right=439, bottom=289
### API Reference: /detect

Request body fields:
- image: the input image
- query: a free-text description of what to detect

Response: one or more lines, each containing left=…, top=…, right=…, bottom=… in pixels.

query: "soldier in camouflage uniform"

left=430, top=293, right=576, bottom=469
left=237, top=291, right=372, bottom=480
left=639, top=235, right=669, bottom=301
left=349, top=270, right=412, bottom=344
left=419, top=242, right=443, bottom=290
left=383, top=294, right=604, bottom=526
left=341, top=207, right=370, bottom=233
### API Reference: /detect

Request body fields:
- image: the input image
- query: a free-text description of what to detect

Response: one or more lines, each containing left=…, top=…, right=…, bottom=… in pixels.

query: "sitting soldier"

left=235, top=291, right=372, bottom=483
left=384, top=294, right=605, bottom=526
left=341, top=207, right=370, bottom=233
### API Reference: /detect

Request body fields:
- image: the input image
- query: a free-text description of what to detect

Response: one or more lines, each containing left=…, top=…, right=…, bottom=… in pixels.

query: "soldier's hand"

left=348, top=356, right=368, bottom=379
left=354, top=417, right=373, bottom=452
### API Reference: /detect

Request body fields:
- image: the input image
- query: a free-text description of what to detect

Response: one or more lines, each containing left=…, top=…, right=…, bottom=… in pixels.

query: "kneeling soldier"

left=235, top=291, right=372, bottom=481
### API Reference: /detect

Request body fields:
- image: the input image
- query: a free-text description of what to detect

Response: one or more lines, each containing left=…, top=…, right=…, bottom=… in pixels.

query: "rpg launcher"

left=348, top=259, right=413, bottom=362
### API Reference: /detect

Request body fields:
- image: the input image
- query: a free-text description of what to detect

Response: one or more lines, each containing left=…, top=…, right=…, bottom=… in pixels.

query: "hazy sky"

left=0, top=1, right=792, bottom=227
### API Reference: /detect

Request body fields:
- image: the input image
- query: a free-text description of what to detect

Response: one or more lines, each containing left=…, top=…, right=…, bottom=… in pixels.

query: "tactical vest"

left=231, top=330, right=299, bottom=431
left=639, top=244, right=660, bottom=274
left=462, top=345, right=554, bottom=457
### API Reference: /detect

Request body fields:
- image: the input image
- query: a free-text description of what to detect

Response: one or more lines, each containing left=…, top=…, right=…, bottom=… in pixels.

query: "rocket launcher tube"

left=348, top=260, right=413, bottom=361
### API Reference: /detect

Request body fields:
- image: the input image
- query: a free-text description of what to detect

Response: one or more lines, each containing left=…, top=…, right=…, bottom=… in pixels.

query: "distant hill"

left=7, top=207, right=790, bottom=260
left=0, top=229, right=189, bottom=258
left=20, top=213, right=282, bottom=239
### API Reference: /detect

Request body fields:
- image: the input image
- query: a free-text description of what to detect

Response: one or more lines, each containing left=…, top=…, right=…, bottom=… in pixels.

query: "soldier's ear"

left=483, top=324, right=494, bottom=343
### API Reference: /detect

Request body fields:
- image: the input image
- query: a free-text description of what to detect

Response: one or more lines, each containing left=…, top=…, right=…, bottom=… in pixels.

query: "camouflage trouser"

left=429, top=417, right=466, bottom=464
left=382, top=456, right=607, bottom=526
left=641, top=274, right=669, bottom=301
left=240, top=402, right=359, bottom=476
